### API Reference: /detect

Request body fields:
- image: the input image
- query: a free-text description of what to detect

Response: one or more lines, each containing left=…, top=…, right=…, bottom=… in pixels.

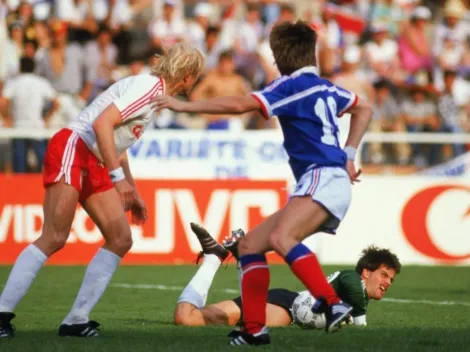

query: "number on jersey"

left=314, top=97, right=339, bottom=146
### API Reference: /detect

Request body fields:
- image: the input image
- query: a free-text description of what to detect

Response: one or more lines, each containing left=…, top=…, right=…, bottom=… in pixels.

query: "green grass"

left=1, top=265, right=470, bottom=351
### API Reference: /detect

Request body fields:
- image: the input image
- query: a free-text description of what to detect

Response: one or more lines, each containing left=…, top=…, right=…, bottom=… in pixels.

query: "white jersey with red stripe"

left=68, top=74, right=164, bottom=160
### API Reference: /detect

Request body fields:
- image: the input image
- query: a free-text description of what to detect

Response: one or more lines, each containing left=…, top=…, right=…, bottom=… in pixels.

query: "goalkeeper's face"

left=363, top=265, right=396, bottom=300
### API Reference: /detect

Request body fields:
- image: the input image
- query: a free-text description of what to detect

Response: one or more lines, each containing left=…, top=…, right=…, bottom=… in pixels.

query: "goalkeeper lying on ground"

left=174, top=224, right=401, bottom=329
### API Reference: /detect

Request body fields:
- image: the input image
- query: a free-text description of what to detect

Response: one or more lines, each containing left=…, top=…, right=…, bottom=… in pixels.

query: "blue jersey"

left=251, top=66, right=358, bottom=181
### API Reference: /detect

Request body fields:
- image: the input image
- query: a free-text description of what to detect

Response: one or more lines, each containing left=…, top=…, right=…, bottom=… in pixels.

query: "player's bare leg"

left=234, top=196, right=351, bottom=342
left=268, top=196, right=352, bottom=332
left=175, top=301, right=291, bottom=327
left=0, top=180, right=78, bottom=338
left=59, top=188, right=132, bottom=337
left=176, top=223, right=229, bottom=315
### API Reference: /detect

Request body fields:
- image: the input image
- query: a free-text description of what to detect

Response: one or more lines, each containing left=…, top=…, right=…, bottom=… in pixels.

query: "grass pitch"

left=0, top=265, right=469, bottom=352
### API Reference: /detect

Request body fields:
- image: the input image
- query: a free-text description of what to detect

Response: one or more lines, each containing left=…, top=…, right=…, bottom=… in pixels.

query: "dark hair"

left=24, top=39, right=38, bottom=51
left=20, top=56, right=35, bottom=73
left=246, top=3, right=259, bottom=13
left=269, top=21, right=317, bottom=75
left=280, top=4, right=294, bottom=14
left=219, top=50, right=234, bottom=62
left=373, top=80, right=390, bottom=91
left=443, top=70, right=457, bottom=80
left=355, top=246, right=401, bottom=275
left=97, top=24, right=111, bottom=36
left=206, top=25, right=220, bottom=37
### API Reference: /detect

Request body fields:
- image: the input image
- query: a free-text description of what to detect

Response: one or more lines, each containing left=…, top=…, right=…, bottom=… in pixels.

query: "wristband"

left=109, top=167, right=126, bottom=183
left=344, top=146, right=357, bottom=161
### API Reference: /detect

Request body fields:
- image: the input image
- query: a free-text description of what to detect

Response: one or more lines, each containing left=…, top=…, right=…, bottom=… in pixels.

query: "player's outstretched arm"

left=152, top=95, right=261, bottom=115
left=343, top=97, right=373, bottom=183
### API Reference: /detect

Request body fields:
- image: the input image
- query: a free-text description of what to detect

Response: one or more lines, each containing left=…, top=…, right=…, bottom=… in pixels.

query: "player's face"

left=363, top=265, right=396, bottom=300
left=180, top=74, right=200, bottom=96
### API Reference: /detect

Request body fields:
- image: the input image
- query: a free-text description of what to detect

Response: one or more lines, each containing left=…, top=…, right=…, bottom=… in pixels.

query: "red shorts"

left=43, top=128, right=114, bottom=202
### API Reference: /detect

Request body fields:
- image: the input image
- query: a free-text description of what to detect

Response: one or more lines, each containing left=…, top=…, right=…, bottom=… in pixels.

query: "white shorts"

left=291, top=166, right=352, bottom=233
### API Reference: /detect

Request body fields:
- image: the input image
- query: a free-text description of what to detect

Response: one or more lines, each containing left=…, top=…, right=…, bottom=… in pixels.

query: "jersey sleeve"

left=113, top=76, right=164, bottom=121
left=250, top=77, right=289, bottom=120
left=333, top=85, right=358, bottom=117
left=329, top=271, right=368, bottom=317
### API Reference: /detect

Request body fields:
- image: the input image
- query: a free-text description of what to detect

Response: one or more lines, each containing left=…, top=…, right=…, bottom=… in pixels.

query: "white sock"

left=177, top=254, right=221, bottom=308
left=0, top=244, right=47, bottom=312
left=62, top=248, right=121, bottom=325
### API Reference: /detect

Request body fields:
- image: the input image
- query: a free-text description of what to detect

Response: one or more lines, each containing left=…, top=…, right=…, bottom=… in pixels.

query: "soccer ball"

left=291, top=291, right=326, bottom=329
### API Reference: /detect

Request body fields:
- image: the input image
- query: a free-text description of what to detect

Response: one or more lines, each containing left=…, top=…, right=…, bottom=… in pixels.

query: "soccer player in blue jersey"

left=153, top=21, right=373, bottom=345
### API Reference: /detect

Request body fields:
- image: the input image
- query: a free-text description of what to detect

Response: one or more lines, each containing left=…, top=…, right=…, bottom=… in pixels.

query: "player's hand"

left=114, top=179, right=137, bottom=211
left=346, top=160, right=362, bottom=184
left=151, top=95, right=186, bottom=112
left=131, top=195, right=148, bottom=225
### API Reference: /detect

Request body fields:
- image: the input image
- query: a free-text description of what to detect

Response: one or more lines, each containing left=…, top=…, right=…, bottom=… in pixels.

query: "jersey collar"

left=290, top=66, right=319, bottom=77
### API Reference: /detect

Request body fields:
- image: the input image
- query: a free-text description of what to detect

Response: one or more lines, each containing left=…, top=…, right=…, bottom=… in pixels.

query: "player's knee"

left=237, top=236, right=252, bottom=257
left=37, top=231, right=68, bottom=255
left=106, top=231, right=133, bottom=255
left=174, top=305, right=195, bottom=326
left=268, top=230, right=287, bottom=254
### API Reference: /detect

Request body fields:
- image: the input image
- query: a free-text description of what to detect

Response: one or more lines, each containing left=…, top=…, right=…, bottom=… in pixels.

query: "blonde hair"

left=151, top=43, right=205, bottom=83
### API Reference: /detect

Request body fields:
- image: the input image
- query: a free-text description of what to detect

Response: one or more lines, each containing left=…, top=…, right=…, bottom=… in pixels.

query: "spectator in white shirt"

left=433, top=0, right=469, bottom=57
left=0, top=57, right=59, bottom=172
left=4, top=20, right=23, bottom=79
left=148, top=0, right=185, bottom=50
left=365, top=22, right=404, bottom=84
left=187, top=2, right=213, bottom=52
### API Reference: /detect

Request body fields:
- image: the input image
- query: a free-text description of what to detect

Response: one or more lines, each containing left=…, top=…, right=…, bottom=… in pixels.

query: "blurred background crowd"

left=0, top=0, right=469, bottom=173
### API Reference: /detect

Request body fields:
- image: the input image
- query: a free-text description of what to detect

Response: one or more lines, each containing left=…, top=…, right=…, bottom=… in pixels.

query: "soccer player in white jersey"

left=153, top=21, right=373, bottom=345
left=0, top=43, right=204, bottom=339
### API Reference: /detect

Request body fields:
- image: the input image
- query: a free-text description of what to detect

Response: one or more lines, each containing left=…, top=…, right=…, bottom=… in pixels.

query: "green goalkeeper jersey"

left=328, top=270, right=369, bottom=318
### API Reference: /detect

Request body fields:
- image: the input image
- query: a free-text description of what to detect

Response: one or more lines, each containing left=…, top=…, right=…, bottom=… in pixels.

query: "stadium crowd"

left=0, top=0, right=469, bottom=173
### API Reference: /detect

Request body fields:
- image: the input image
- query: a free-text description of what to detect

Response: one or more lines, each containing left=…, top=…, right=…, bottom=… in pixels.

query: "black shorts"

left=232, top=288, right=299, bottom=320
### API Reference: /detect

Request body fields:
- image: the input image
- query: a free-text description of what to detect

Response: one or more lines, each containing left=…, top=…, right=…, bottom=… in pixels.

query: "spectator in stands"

left=365, top=22, right=404, bottom=85
left=36, top=21, right=96, bottom=128
left=433, top=0, right=469, bottom=57
left=401, top=85, right=440, bottom=166
left=234, top=3, right=264, bottom=81
left=190, top=50, right=250, bottom=130
left=4, top=20, right=23, bottom=79
left=313, top=4, right=343, bottom=75
left=187, top=2, right=213, bottom=52
left=149, top=0, right=185, bottom=50
left=54, top=0, right=97, bottom=43
left=7, top=1, right=35, bottom=41
left=368, top=80, right=409, bottom=165
left=398, top=6, right=433, bottom=77
left=370, top=0, right=406, bottom=36
left=23, top=38, right=37, bottom=58
left=0, top=57, right=59, bottom=173
left=201, top=26, right=222, bottom=71
left=33, top=21, right=51, bottom=60
left=85, top=25, right=118, bottom=98
left=333, top=46, right=374, bottom=102
left=437, top=70, right=466, bottom=157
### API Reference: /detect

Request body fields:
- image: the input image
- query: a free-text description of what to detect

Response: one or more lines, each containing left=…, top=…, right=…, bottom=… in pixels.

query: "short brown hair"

left=355, top=246, right=402, bottom=275
left=269, top=21, right=317, bottom=76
